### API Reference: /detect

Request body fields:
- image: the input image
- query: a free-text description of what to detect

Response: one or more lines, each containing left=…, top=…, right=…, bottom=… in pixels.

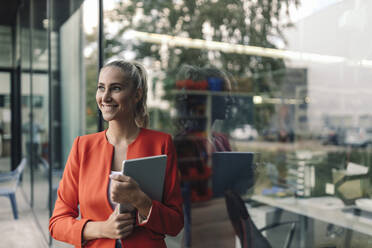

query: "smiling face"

left=96, top=66, right=139, bottom=123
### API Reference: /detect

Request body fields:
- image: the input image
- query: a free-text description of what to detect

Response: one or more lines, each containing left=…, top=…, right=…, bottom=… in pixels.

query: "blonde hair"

left=103, top=60, right=149, bottom=128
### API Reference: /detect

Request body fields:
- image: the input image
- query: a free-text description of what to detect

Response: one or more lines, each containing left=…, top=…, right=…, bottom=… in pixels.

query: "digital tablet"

left=119, top=155, right=167, bottom=212
left=212, top=152, right=254, bottom=197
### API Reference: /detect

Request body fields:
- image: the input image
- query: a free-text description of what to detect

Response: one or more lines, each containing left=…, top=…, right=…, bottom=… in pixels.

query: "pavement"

left=0, top=156, right=47, bottom=247
left=0, top=189, right=48, bottom=248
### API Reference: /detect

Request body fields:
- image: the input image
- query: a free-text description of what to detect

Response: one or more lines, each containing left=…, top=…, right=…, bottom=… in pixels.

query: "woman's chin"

left=101, top=111, right=131, bottom=123
left=102, top=114, right=115, bottom=122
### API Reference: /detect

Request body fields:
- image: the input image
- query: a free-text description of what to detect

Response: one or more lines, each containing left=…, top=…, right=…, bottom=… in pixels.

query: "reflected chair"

left=39, top=158, right=63, bottom=210
left=224, top=190, right=296, bottom=248
left=181, top=182, right=191, bottom=248
left=0, top=158, right=27, bottom=219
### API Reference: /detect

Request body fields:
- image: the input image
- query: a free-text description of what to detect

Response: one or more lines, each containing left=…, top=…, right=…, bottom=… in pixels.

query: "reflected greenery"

left=101, top=0, right=300, bottom=133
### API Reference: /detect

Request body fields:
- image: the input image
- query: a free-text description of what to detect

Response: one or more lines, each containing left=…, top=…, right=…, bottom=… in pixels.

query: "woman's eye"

left=97, top=85, right=104, bottom=91
left=112, top=86, right=121, bottom=91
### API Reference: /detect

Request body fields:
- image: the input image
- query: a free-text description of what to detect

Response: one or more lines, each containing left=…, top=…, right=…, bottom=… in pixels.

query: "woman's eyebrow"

left=97, top=82, right=126, bottom=86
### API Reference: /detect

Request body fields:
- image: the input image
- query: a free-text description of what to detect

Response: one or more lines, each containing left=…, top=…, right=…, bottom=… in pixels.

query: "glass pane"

left=83, top=0, right=99, bottom=134
left=0, top=25, right=12, bottom=68
left=0, top=72, right=11, bottom=172
left=60, top=8, right=85, bottom=162
left=32, top=73, right=49, bottom=238
left=50, top=13, right=62, bottom=222
left=32, top=0, right=49, bottom=240
left=102, top=0, right=372, bottom=247
left=20, top=0, right=32, bottom=206
left=50, top=1, right=86, bottom=246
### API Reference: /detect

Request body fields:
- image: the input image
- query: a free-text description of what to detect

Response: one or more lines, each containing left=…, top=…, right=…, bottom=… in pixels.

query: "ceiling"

left=0, top=0, right=85, bottom=30
left=0, top=1, right=19, bottom=26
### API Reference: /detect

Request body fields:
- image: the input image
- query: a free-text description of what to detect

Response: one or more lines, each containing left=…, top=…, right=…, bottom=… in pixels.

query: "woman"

left=49, top=60, right=184, bottom=248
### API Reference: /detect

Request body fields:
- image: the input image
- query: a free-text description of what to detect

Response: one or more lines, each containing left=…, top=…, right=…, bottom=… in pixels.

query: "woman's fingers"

left=103, top=207, right=136, bottom=240
left=110, top=173, right=129, bottom=182
left=114, top=212, right=135, bottom=230
left=116, top=212, right=135, bottom=221
left=117, top=219, right=135, bottom=230
left=110, top=177, right=141, bottom=204
left=111, top=175, right=139, bottom=188
left=114, top=217, right=135, bottom=239
left=118, top=227, right=134, bottom=239
left=120, top=224, right=134, bottom=234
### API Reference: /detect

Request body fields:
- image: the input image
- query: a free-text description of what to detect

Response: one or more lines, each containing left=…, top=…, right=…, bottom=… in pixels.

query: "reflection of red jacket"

left=49, top=128, right=184, bottom=248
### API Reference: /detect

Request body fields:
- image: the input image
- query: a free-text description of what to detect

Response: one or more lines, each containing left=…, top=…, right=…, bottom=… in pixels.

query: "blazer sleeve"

left=49, top=137, right=90, bottom=247
left=138, top=135, right=184, bottom=236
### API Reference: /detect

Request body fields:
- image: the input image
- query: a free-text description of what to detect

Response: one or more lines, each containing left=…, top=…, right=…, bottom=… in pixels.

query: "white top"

left=108, top=171, right=122, bottom=209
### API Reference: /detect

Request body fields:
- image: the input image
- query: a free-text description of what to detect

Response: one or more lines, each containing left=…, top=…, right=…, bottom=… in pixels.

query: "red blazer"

left=49, top=128, right=184, bottom=248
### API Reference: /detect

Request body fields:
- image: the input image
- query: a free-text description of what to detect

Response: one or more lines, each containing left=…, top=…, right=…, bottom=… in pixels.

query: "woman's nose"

left=102, top=90, right=112, bottom=102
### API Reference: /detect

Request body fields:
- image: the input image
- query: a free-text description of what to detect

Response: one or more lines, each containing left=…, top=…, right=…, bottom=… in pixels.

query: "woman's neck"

left=106, top=120, right=140, bottom=146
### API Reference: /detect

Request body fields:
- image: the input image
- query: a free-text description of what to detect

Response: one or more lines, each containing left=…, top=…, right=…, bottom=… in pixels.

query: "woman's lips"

left=101, top=104, right=118, bottom=111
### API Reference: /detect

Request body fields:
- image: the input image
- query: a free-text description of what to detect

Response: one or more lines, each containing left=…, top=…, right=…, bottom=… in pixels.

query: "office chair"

left=181, top=182, right=191, bottom=247
left=224, top=190, right=296, bottom=248
left=0, top=158, right=27, bottom=219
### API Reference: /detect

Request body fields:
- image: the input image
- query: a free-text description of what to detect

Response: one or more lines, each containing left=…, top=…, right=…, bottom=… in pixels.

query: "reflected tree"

left=103, top=0, right=299, bottom=131
left=85, top=31, right=100, bottom=133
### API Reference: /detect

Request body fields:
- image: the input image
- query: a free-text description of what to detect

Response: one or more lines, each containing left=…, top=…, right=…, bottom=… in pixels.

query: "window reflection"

left=173, top=65, right=236, bottom=199
left=100, top=0, right=372, bottom=246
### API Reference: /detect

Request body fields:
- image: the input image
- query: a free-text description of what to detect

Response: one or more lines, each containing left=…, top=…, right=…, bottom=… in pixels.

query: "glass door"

left=0, top=72, right=11, bottom=172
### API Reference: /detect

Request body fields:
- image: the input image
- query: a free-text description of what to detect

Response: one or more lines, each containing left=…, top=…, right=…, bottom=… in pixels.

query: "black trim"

left=29, top=0, right=35, bottom=208
left=0, top=67, right=48, bottom=74
left=10, top=7, right=22, bottom=172
left=21, top=68, right=48, bottom=74
left=0, top=68, right=13, bottom=73
left=97, top=0, right=104, bottom=131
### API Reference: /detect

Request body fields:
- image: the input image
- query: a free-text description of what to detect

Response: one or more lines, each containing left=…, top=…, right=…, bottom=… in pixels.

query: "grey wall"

left=60, top=8, right=85, bottom=165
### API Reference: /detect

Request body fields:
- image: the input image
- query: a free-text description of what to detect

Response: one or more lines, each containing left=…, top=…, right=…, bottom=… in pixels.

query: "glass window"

left=20, top=0, right=32, bottom=208
left=59, top=7, right=85, bottom=163
left=49, top=2, right=88, bottom=247
left=31, top=0, right=49, bottom=240
left=0, top=72, right=11, bottom=171
left=0, top=26, right=12, bottom=68
left=83, top=0, right=99, bottom=134
left=102, top=0, right=372, bottom=247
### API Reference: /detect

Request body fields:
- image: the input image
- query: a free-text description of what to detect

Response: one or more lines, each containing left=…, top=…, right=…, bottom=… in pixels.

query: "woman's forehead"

left=100, top=66, right=125, bottom=77
left=99, top=66, right=129, bottom=83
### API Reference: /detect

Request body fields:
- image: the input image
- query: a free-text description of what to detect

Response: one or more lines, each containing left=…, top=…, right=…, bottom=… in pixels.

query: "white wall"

left=284, top=0, right=372, bottom=131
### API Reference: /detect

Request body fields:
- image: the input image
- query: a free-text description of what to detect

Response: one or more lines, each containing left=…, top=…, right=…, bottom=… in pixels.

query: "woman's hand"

left=110, top=174, right=141, bottom=205
left=101, top=206, right=135, bottom=240
left=82, top=206, right=135, bottom=242
left=110, top=174, right=152, bottom=218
